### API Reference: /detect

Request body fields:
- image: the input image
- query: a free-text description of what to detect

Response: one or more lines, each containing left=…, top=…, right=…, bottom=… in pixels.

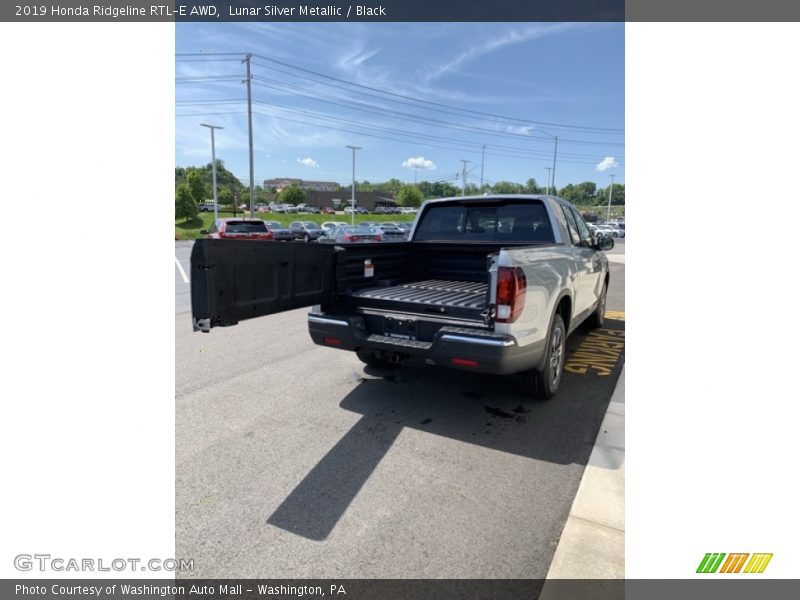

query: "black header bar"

left=4, top=0, right=800, bottom=22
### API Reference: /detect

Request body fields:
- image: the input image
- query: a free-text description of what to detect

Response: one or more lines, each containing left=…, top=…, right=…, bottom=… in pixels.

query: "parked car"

left=255, top=203, right=270, bottom=212
left=376, top=223, right=406, bottom=241
left=263, top=220, right=293, bottom=241
left=321, top=207, right=336, bottom=215
left=192, top=195, right=614, bottom=400
left=201, top=218, right=273, bottom=241
left=198, top=202, right=216, bottom=212
left=596, top=224, right=624, bottom=238
left=319, top=225, right=384, bottom=243
left=343, top=206, right=368, bottom=215
left=321, top=221, right=348, bottom=235
left=289, top=221, right=324, bottom=242
left=395, top=222, right=413, bottom=238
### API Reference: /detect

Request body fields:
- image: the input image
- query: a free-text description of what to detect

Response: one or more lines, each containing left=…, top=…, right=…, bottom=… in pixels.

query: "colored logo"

left=697, top=553, right=772, bottom=574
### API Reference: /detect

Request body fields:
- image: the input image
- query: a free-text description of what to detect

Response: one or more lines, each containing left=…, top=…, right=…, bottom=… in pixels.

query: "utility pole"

left=551, top=135, right=558, bottom=194
left=606, top=174, right=615, bottom=223
left=242, top=53, right=255, bottom=218
left=200, top=123, right=223, bottom=221
left=460, top=159, right=470, bottom=196
left=545, top=167, right=552, bottom=195
left=480, top=145, right=486, bottom=190
left=539, top=129, right=559, bottom=196
left=414, top=167, right=418, bottom=185
left=346, top=145, right=361, bottom=226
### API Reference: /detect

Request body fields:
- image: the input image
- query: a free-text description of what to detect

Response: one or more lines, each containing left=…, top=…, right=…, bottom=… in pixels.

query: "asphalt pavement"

left=175, top=239, right=625, bottom=578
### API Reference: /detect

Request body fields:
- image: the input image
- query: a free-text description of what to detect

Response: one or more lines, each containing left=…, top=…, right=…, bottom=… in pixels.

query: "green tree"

left=491, top=181, right=525, bottom=194
left=396, top=185, right=424, bottom=207
left=525, top=178, right=544, bottom=194
left=279, top=184, right=306, bottom=205
left=186, top=170, right=208, bottom=205
left=217, top=187, right=233, bottom=206
left=175, top=183, right=197, bottom=222
left=596, top=183, right=625, bottom=206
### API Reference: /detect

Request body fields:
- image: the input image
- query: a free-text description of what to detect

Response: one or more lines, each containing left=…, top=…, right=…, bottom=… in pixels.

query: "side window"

left=559, top=206, right=582, bottom=246
left=570, top=207, right=593, bottom=245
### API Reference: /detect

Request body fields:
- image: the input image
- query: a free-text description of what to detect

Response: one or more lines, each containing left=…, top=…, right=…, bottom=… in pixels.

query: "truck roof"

left=420, top=194, right=560, bottom=207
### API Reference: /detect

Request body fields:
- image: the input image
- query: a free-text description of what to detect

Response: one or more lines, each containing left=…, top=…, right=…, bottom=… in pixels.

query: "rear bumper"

left=307, top=313, right=545, bottom=376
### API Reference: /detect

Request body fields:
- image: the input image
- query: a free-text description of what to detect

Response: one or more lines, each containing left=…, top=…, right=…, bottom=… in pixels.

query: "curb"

left=542, top=366, right=625, bottom=581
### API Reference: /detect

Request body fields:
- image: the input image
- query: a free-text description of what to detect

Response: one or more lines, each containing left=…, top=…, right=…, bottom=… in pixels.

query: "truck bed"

left=352, top=279, right=488, bottom=309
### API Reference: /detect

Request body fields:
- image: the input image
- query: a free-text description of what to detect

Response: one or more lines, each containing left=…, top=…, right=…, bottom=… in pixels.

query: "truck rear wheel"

left=520, top=313, right=566, bottom=400
left=584, top=281, right=608, bottom=329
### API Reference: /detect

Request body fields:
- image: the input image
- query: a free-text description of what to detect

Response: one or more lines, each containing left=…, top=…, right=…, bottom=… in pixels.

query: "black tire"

left=520, top=313, right=566, bottom=400
left=356, top=349, right=386, bottom=367
left=584, top=280, right=608, bottom=330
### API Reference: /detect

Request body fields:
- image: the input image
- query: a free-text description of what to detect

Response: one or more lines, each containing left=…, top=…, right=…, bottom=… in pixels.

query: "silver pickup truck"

left=191, top=195, right=614, bottom=399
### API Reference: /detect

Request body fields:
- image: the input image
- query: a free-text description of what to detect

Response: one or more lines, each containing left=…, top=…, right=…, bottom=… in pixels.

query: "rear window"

left=414, top=201, right=554, bottom=242
left=225, top=221, right=268, bottom=233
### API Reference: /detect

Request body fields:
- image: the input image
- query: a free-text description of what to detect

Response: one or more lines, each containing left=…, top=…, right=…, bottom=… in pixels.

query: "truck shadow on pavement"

left=268, top=318, right=624, bottom=541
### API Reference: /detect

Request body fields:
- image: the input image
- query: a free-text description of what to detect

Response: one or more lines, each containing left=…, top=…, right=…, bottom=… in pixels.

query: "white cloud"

left=297, top=157, right=319, bottom=168
left=423, top=23, right=581, bottom=82
left=507, top=125, right=536, bottom=135
left=596, top=156, right=618, bottom=172
left=402, top=156, right=436, bottom=170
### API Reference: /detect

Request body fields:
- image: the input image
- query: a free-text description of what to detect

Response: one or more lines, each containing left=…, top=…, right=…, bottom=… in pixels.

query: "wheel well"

left=556, top=295, right=572, bottom=332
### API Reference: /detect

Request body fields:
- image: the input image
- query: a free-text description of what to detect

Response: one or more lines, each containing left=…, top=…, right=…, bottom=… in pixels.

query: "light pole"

left=200, top=123, right=223, bottom=221
left=346, top=145, right=361, bottom=225
left=545, top=167, right=552, bottom=195
left=606, top=174, right=615, bottom=223
left=460, top=159, right=470, bottom=196
left=538, top=129, right=559, bottom=195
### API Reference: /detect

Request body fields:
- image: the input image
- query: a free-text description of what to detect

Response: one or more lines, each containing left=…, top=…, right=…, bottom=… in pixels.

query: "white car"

left=596, top=224, right=624, bottom=238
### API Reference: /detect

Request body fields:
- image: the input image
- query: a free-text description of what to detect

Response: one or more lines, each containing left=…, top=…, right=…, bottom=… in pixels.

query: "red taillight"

left=323, top=337, right=342, bottom=346
left=452, top=358, right=478, bottom=368
left=496, top=267, right=526, bottom=323
left=343, top=235, right=354, bottom=241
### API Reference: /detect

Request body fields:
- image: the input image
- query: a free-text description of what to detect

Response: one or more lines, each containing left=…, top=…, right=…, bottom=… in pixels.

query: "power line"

left=178, top=52, right=623, bottom=135
left=249, top=76, right=622, bottom=147
left=176, top=98, right=623, bottom=164
left=176, top=105, right=623, bottom=167
left=248, top=53, right=623, bottom=135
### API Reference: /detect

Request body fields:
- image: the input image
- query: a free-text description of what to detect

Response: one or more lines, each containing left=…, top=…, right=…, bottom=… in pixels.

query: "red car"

left=202, top=218, right=274, bottom=240
left=321, top=207, right=336, bottom=214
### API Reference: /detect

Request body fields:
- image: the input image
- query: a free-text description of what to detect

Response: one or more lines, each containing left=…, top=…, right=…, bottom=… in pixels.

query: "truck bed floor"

left=351, top=279, right=488, bottom=310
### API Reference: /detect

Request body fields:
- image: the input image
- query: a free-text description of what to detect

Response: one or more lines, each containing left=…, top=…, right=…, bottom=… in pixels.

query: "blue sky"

left=175, top=23, right=624, bottom=191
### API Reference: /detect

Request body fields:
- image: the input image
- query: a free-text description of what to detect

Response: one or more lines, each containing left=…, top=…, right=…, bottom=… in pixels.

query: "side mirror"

left=200, top=229, right=208, bottom=235
left=595, top=234, right=614, bottom=251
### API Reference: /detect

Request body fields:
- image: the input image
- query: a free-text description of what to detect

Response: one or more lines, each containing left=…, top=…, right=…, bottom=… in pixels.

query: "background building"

left=303, top=190, right=396, bottom=211
left=263, top=178, right=340, bottom=192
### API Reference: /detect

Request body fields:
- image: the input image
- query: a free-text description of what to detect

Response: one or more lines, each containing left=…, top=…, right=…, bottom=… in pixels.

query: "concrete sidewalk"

left=543, top=366, right=625, bottom=579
